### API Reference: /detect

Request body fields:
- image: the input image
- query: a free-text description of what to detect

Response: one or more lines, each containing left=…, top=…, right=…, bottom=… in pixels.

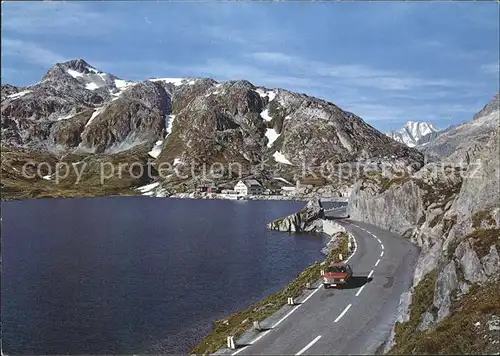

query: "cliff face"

left=417, top=93, right=499, bottom=163
left=348, top=95, right=500, bottom=354
left=268, top=199, right=325, bottom=233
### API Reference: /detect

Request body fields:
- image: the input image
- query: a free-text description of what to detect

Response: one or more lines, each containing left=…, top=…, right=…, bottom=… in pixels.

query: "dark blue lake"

left=1, top=197, right=326, bottom=354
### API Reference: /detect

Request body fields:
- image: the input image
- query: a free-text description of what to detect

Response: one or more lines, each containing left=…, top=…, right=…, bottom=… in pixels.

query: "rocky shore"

left=267, top=199, right=325, bottom=232
left=192, top=200, right=355, bottom=354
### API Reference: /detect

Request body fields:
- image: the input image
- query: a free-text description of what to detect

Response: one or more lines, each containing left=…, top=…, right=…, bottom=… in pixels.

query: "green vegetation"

left=414, top=177, right=462, bottom=210
left=390, top=270, right=437, bottom=355
left=467, top=228, right=500, bottom=259
left=390, top=280, right=500, bottom=355
left=191, top=232, right=350, bottom=355
left=379, top=172, right=411, bottom=193
left=361, top=170, right=412, bottom=194
left=1, top=145, right=152, bottom=201
left=472, top=210, right=496, bottom=229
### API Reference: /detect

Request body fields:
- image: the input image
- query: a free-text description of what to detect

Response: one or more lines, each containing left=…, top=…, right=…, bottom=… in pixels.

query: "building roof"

left=237, top=179, right=262, bottom=187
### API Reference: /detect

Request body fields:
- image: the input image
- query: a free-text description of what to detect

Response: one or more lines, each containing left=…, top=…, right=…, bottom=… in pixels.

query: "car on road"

left=323, top=262, right=353, bottom=288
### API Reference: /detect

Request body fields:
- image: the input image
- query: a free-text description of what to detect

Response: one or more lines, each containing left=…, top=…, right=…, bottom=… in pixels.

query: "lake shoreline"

left=191, top=217, right=355, bottom=354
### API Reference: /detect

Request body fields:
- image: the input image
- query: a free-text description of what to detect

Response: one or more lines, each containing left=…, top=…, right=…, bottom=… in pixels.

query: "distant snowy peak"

left=387, top=121, right=439, bottom=147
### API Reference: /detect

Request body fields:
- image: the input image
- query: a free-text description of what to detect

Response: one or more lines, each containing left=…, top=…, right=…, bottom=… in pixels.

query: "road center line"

left=334, top=303, right=352, bottom=323
left=381, top=244, right=385, bottom=250
left=355, top=285, right=366, bottom=297
left=232, top=344, right=249, bottom=355
left=380, top=250, right=384, bottom=257
left=375, top=258, right=381, bottom=267
left=368, top=269, right=374, bottom=278
left=296, top=335, right=322, bottom=355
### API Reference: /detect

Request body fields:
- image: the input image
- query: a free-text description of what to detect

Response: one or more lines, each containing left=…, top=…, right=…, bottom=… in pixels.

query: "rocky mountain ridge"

left=1, top=59, right=424, bottom=200
left=348, top=93, right=500, bottom=354
left=416, top=95, right=499, bottom=163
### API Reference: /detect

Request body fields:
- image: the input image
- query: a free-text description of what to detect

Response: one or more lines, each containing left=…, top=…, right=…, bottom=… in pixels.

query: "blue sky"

left=2, top=1, right=498, bottom=132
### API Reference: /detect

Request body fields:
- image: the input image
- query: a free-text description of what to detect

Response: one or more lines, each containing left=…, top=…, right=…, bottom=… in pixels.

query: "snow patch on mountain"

left=7, top=90, right=31, bottom=100
left=86, top=107, right=104, bottom=127
left=273, top=151, right=293, bottom=165
left=104, top=134, right=147, bottom=154
left=66, top=67, right=114, bottom=91
left=56, top=113, right=75, bottom=121
left=137, top=182, right=160, bottom=194
left=111, top=79, right=136, bottom=98
left=387, top=121, right=438, bottom=147
left=255, top=88, right=277, bottom=102
left=150, top=78, right=198, bottom=86
left=165, top=115, right=176, bottom=136
left=260, top=109, right=273, bottom=121
left=148, top=140, right=164, bottom=159
left=274, top=177, right=294, bottom=185
left=265, top=128, right=280, bottom=147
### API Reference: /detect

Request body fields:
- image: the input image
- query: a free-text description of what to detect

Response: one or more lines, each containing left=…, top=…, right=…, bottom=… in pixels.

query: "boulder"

left=268, top=199, right=324, bottom=233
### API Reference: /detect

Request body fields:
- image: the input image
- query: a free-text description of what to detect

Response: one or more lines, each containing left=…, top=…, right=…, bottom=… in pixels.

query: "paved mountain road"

left=230, top=210, right=419, bottom=355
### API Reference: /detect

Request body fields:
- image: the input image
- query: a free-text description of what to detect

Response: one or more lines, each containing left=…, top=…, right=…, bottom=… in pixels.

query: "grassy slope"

left=390, top=279, right=500, bottom=355
left=391, top=227, right=500, bottom=354
left=1, top=145, right=151, bottom=201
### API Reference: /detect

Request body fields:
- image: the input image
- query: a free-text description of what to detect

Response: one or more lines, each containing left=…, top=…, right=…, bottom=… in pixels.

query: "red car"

left=323, top=263, right=353, bottom=288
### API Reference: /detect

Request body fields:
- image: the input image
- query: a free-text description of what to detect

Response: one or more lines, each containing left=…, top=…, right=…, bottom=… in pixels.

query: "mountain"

left=1, top=59, right=424, bottom=199
left=348, top=93, right=500, bottom=354
left=416, top=94, right=499, bottom=163
left=386, top=121, right=439, bottom=147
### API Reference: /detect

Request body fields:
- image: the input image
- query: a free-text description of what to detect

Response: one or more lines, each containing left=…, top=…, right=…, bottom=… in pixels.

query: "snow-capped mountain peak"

left=386, top=121, right=439, bottom=147
left=41, top=59, right=136, bottom=96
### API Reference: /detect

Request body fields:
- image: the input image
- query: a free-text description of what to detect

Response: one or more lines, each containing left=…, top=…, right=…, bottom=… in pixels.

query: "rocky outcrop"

left=417, top=93, right=499, bottom=163
left=348, top=94, right=500, bottom=354
left=268, top=199, right=324, bottom=233
left=433, top=261, right=458, bottom=323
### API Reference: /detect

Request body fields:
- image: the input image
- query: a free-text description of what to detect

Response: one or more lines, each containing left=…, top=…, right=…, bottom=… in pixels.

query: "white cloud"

left=249, top=51, right=464, bottom=91
left=481, top=63, right=500, bottom=74
left=2, top=39, right=67, bottom=67
left=2, top=2, right=115, bottom=36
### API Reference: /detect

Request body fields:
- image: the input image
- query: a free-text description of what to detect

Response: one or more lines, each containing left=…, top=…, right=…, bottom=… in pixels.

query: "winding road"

left=226, top=207, right=419, bottom=355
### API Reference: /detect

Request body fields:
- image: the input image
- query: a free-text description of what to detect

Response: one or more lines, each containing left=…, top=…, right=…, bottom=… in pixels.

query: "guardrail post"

left=306, top=282, right=311, bottom=289
left=320, top=269, right=325, bottom=276
left=338, top=253, right=343, bottom=261
left=227, top=336, right=236, bottom=349
left=287, top=297, right=295, bottom=305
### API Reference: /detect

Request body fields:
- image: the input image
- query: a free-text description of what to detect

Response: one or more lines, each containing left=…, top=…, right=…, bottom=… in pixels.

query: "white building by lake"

left=234, top=179, right=264, bottom=196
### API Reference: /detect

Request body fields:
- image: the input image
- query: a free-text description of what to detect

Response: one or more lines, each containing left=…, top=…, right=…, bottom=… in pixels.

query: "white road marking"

left=345, top=232, right=358, bottom=263
left=368, top=270, right=374, bottom=278
left=231, top=345, right=248, bottom=355
left=231, top=221, right=372, bottom=355
left=296, top=335, right=322, bottom=355
left=272, top=304, right=301, bottom=329
left=334, top=304, right=352, bottom=323
left=301, top=284, right=322, bottom=304
left=380, top=250, right=384, bottom=257
left=381, top=244, right=385, bottom=250
left=355, top=285, right=366, bottom=297
left=375, top=258, right=381, bottom=267
left=232, top=222, right=359, bottom=354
